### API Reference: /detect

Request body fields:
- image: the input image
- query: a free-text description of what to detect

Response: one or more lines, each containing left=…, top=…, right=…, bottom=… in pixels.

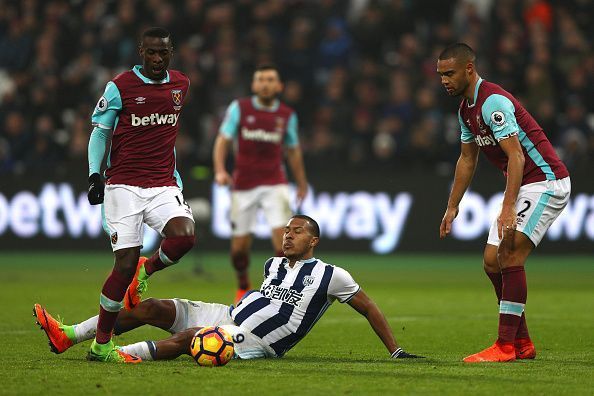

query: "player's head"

left=139, top=27, right=173, bottom=81
left=252, top=64, right=283, bottom=104
left=436, top=43, right=477, bottom=97
left=282, top=215, right=320, bottom=260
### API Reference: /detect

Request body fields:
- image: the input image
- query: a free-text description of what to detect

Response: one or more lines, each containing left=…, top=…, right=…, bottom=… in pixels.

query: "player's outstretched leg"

left=124, top=218, right=195, bottom=311
left=118, top=328, right=197, bottom=361
left=33, top=304, right=74, bottom=354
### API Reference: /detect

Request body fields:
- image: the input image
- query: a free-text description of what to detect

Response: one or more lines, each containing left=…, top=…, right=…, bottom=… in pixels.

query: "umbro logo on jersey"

left=134, top=97, right=146, bottom=104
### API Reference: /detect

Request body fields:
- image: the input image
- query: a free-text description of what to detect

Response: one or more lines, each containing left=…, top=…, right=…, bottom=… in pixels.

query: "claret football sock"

left=96, top=269, right=132, bottom=344
left=232, top=253, right=250, bottom=290
left=516, top=313, right=530, bottom=340
left=145, top=236, right=195, bottom=275
left=498, top=266, right=527, bottom=344
left=485, top=271, right=503, bottom=302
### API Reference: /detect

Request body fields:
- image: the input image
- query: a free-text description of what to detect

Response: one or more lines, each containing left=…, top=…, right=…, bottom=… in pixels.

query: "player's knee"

left=114, top=248, right=140, bottom=276
left=483, top=254, right=500, bottom=272
left=179, top=328, right=199, bottom=355
left=161, top=235, right=195, bottom=263
left=483, top=259, right=500, bottom=273
left=497, top=245, right=521, bottom=267
left=133, top=298, right=162, bottom=320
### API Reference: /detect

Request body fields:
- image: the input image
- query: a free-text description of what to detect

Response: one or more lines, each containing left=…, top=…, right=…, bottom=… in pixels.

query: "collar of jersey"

left=251, top=96, right=280, bottom=112
left=467, top=78, right=483, bottom=108
left=132, top=65, right=170, bottom=84
left=284, top=257, right=317, bottom=267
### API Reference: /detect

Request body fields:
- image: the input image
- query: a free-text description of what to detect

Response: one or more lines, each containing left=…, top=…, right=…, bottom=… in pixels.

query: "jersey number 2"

left=517, top=200, right=531, bottom=218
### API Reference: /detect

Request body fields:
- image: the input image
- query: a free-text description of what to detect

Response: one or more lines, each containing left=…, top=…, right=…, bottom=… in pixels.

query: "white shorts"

left=230, top=184, right=292, bottom=237
left=169, top=299, right=276, bottom=359
left=487, top=177, right=571, bottom=247
left=103, top=184, right=194, bottom=251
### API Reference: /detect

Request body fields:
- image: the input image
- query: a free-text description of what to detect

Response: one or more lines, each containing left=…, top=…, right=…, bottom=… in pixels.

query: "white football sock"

left=119, top=341, right=155, bottom=361
left=73, top=315, right=98, bottom=343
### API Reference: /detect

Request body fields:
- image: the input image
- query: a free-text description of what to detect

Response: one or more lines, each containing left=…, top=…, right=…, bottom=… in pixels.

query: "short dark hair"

left=141, top=27, right=171, bottom=43
left=291, top=214, right=320, bottom=238
left=438, top=43, right=476, bottom=63
left=254, top=64, right=281, bottom=79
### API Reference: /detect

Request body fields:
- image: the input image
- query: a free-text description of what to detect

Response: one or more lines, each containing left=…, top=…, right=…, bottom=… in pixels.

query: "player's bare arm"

left=347, top=289, right=400, bottom=354
left=213, top=134, right=233, bottom=185
left=285, top=146, right=308, bottom=204
left=440, top=141, right=479, bottom=239
left=497, top=135, right=525, bottom=240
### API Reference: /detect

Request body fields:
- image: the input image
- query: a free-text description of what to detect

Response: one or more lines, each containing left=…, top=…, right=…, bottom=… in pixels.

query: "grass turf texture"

left=1, top=252, right=593, bottom=395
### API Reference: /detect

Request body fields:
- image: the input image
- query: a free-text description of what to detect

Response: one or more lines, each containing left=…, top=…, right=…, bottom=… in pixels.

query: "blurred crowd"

left=0, top=0, right=592, bottom=178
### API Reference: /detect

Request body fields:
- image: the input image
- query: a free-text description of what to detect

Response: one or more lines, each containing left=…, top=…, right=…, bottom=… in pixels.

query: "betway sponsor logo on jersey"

left=241, top=127, right=282, bottom=143
left=261, top=284, right=304, bottom=307
left=475, top=134, right=497, bottom=147
left=131, top=113, right=179, bottom=127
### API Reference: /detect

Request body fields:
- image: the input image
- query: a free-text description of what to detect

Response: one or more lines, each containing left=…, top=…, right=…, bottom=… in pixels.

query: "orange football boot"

left=463, top=341, right=516, bottom=363
left=234, top=288, right=250, bottom=305
left=124, top=257, right=148, bottom=311
left=515, top=338, right=536, bottom=359
left=33, top=303, right=74, bottom=354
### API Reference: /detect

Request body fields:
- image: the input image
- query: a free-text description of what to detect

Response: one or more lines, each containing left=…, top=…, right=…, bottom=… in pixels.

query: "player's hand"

left=214, top=170, right=232, bottom=186
left=87, top=173, right=105, bottom=205
left=497, top=205, right=517, bottom=241
left=295, top=183, right=308, bottom=207
left=391, top=348, right=425, bottom=359
left=439, top=206, right=459, bottom=239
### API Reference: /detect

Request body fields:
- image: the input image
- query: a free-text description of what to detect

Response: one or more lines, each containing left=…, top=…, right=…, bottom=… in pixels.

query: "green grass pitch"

left=1, top=252, right=593, bottom=395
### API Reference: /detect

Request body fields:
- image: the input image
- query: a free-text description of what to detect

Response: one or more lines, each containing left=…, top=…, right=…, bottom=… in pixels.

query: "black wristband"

left=88, top=173, right=101, bottom=184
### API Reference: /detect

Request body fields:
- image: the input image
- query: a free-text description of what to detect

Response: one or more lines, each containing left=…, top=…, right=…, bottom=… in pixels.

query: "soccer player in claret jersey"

left=34, top=215, right=423, bottom=362
left=213, top=65, right=309, bottom=303
left=437, top=43, right=571, bottom=362
left=67, top=27, right=196, bottom=363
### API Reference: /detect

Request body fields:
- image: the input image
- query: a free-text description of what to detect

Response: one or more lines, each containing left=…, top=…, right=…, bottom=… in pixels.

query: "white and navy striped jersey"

left=230, top=257, right=360, bottom=357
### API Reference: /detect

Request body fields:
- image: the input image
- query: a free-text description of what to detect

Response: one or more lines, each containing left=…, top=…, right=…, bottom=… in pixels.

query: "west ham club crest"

left=171, top=89, right=182, bottom=110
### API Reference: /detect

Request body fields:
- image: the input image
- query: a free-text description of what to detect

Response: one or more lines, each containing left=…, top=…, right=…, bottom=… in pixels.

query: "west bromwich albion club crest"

left=302, top=275, right=315, bottom=287
left=171, top=89, right=182, bottom=110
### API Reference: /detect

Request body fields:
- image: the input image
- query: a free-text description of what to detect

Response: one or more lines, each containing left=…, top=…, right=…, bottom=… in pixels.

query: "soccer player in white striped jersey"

left=34, top=215, right=422, bottom=361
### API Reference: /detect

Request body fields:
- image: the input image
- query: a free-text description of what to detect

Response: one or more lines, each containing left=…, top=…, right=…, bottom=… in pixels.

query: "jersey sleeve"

left=458, top=108, right=475, bottom=143
left=91, top=81, right=122, bottom=130
left=88, top=127, right=111, bottom=176
left=481, top=94, right=519, bottom=141
left=219, top=100, right=241, bottom=139
left=284, top=112, right=299, bottom=147
left=327, top=266, right=360, bottom=303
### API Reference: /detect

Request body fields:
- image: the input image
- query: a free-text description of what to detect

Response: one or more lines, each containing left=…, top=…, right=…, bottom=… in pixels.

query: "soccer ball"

left=190, top=326, right=235, bottom=367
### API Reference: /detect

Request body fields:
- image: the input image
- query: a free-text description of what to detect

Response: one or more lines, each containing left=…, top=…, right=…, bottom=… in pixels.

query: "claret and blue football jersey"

left=91, top=65, right=189, bottom=188
left=458, top=78, right=568, bottom=185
